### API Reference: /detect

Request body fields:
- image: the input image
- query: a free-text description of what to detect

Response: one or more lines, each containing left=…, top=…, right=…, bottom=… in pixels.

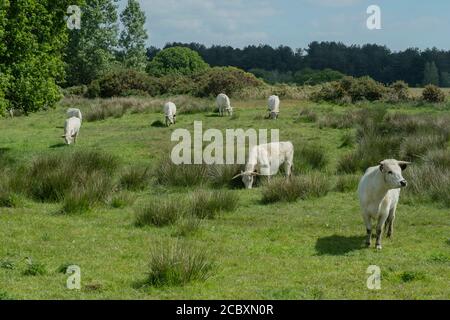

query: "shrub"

left=135, top=199, right=182, bottom=227
left=388, top=81, right=410, bottom=101
left=91, top=69, right=161, bottom=98
left=119, top=166, right=152, bottom=191
left=348, top=76, right=386, bottom=102
left=194, top=67, right=264, bottom=97
left=63, top=85, right=88, bottom=97
left=422, top=85, right=445, bottom=103
left=312, top=76, right=386, bottom=103
left=145, top=240, right=214, bottom=287
left=261, top=174, right=331, bottom=204
left=334, top=174, right=360, bottom=193
left=155, top=159, right=209, bottom=187
left=147, top=47, right=210, bottom=77
left=311, top=81, right=345, bottom=103
left=189, top=190, right=239, bottom=219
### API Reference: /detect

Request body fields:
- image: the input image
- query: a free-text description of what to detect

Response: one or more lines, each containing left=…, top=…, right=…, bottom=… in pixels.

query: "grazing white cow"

left=62, top=116, right=81, bottom=145
left=164, top=102, right=177, bottom=127
left=233, top=142, right=294, bottom=189
left=267, top=95, right=280, bottom=119
left=358, top=159, right=411, bottom=250
left=216, top=93, right=233, bottom=117
left=66, top=108, right=82, bottom=122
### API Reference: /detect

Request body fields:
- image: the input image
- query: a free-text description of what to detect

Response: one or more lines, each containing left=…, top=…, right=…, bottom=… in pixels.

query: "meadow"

left=0, top=96, right=449, bottom=300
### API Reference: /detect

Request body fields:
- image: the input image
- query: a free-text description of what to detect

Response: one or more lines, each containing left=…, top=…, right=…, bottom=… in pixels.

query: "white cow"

left=164, top=102, right=177, bottom=127
left=233, top=142, right=294, bottom=189
left=67, top=108, right=82, bottom=122
left=62, top=116, right=81, bottom=145
left=358, top=159, right=411, bottom=250
left=216, top=93, right=233, bottom=117
left=267, top=95, right=280, bottom=119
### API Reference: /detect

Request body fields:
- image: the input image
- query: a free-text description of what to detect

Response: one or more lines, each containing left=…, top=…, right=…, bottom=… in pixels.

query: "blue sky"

left=118, top=0, right=450, bottom=51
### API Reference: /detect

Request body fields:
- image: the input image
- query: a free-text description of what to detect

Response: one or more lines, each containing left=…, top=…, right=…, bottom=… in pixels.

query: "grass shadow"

left=151, top=120, right=166, bottom=128
left=315, top=235, right=366, bottom=256
left=49, top=143, right=67, bottom=149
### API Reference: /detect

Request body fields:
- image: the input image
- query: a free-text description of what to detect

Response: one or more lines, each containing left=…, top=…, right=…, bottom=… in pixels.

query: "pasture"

left=0, top=97, right=449, bottom=300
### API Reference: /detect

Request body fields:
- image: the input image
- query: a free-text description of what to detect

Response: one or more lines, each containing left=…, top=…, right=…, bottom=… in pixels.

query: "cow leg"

left=375, top=210, right=389, bottom=250
left=363, top=213, right=372, bottom=247
left=386, top=206, right=396, bottom=239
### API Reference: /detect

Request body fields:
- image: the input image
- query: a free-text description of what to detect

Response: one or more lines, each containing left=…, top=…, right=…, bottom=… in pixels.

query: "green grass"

left=0, top=97, right=449, bottom=299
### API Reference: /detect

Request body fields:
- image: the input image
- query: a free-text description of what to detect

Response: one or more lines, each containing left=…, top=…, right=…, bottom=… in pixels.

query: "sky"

left=117, top=0, right=450, bottom=51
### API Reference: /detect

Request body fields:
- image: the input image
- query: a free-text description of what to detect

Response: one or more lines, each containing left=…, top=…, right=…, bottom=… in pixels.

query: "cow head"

left=233, top=171, right=259, bottom=189
left=379, top=159, right=411, bottom=189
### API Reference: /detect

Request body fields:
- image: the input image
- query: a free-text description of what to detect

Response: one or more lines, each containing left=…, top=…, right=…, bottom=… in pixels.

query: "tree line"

left=1, top=0, right=450, bottom=116
left=156, top=42, right=450, bottom=87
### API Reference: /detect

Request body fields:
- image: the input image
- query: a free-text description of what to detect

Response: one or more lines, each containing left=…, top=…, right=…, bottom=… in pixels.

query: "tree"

left=423, top=61, right=440, bottom=86
left=147, top=47, right=209, bottom=77
left=119, top=0, right=148, bottom=71
left=440, top=72, right=450, bottom=87
left=0, top=0, right=80, bottom=115
left=65, top=0, right=119, bottom=86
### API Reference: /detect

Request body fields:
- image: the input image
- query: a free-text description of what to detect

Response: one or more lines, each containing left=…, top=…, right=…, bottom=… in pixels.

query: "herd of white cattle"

left=61, top=93, right=411, bottom=250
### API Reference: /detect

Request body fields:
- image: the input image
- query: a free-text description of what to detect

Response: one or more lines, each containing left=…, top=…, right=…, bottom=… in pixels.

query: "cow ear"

left=398, top=161, right=411, bottom=171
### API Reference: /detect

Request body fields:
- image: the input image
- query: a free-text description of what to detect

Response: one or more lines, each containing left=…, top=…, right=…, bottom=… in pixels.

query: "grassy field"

left=0, top=97, right=449, bottom=300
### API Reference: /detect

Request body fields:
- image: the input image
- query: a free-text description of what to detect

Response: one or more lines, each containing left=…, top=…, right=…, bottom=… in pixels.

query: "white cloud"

left=137, top=0, right=279, bottom=47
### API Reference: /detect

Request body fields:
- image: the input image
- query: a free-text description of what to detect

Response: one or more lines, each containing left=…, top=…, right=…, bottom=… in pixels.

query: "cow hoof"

left=376, top=245, right=382, bottom=250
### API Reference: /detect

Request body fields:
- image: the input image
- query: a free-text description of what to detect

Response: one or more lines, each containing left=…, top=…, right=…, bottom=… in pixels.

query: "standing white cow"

left=358, top=159, right=411, bottom=250
left=233, top=142, right=294, bottom=189
left=267, top=95, right=280, bottom=119
left=66, top=108, right=82, bottom=122
left=164, top=102, right=177, bottom=127
left=62, top=116, right=81, bottom=145
left=216, top=93, right=233, bottom=117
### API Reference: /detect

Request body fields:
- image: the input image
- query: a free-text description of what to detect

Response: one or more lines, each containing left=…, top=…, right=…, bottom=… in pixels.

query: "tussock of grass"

left=262, top=174, right=331, bottom=204
left=145, top=240, right=214, bottom=287
left=296, top=107, right=318, bottom=123
left=334, top=174, right=360, bottom=193
left=296, top=144, right=329, bottom=172
left=155, top=159, right=209, bottom=187
left=207, top=164, right=243, bottom=189
left=173, top=215, right=202, bottom=237
left=119, top=166, right=151, bottom=191
left=110, top=192, right=136, bottom=209
left=23, top=260, right=47, bottom=276
left=189, top=190, right=239, bottom=219
left=135, top=199, right=182, bottom=227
